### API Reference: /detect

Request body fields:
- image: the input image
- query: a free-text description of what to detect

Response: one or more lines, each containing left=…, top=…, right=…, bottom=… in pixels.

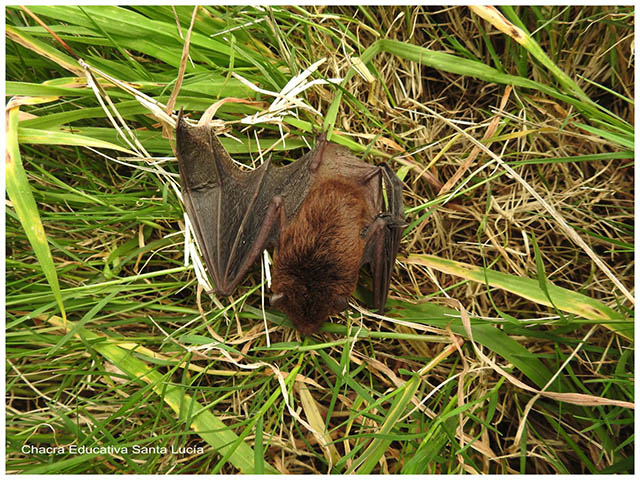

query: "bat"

left=175, top=109, right=405, bottom=335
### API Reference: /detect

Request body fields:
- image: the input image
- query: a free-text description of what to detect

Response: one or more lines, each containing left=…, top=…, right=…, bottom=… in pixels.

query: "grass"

left=5, top=5, right=634, bottom=474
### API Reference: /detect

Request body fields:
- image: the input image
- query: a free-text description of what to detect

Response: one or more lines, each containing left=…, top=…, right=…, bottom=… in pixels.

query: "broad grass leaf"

left=6, top=105, right=67, bottom=321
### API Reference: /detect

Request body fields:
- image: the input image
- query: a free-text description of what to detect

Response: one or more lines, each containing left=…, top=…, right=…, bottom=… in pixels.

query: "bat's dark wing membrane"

left=370, top=164, right=405, bottom=310
left=314, top=143, right=405, bottom=311
left=176, top=111, right=316, bottom=295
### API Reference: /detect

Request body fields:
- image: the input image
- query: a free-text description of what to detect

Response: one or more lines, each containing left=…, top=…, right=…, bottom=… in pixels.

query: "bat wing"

left=176, top=111, right=317, bottom=295
left=313, top=143, right=405, bottom=311
left=364, top=163, right=405, bottom=311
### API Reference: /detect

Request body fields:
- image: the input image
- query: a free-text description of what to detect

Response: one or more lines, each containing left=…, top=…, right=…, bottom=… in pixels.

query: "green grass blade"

left=6, top=104, right=67, bottom=321
left=348, top=375, right=420, bottom=474
left=574, top=122, right=634, bottom=150
left=330, top=36, right=627, bottom=141
left=392, top=299, right=555, bottom=389
left=18, top=127, right=134, bottom=153
left=6, top=23, right=82, bottom=74
left=475, top=6, right=589, bottom=102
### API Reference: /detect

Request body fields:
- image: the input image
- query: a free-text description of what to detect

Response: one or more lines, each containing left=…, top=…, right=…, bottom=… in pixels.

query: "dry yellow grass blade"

left=297, top=381, right=340, bottom=467
left=6, top=24, right=82, bottom=75
left=469, top=6, right=527, bottom=43
left=439, top=85, right=513, bottom=195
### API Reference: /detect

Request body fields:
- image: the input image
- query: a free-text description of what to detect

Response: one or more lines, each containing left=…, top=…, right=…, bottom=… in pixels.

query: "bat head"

left=270, top=288, right=351, bottom=335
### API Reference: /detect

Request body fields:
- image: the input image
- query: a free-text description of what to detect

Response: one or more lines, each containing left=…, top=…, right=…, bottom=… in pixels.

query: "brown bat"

left=175, top=110, right=405, bottom=335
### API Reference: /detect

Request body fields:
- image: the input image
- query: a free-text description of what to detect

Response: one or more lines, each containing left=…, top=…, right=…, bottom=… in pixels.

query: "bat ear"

left=270, top=292, right=284, bottom=309
left=332, top=295, right=350, bottom=313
